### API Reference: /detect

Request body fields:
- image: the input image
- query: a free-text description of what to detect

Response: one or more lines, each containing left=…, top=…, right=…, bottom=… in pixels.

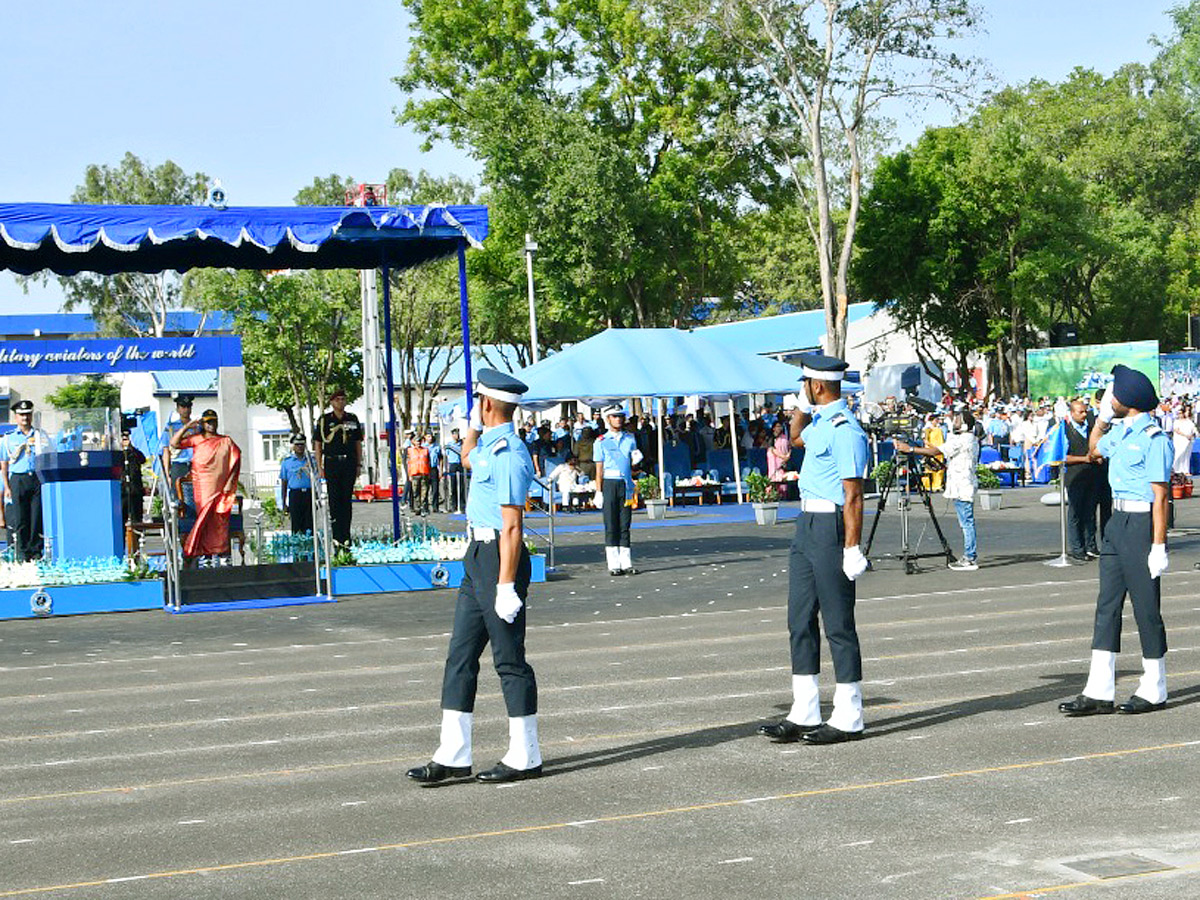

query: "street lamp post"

left=524, top=233, right=540, bottom=363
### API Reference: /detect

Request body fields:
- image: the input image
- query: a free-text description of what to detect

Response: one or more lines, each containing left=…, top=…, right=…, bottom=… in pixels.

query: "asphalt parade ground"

left=3, top=489, right=1200, bottom=898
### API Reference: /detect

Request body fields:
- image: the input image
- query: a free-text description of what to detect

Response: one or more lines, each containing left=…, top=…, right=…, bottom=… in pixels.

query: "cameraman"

left=895, top=409, right=980, bottom=571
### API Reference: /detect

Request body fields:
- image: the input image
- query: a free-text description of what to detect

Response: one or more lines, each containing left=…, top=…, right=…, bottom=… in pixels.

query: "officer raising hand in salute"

left=1060, top=365, right=1174, bottom=717
left=407, top=369, right=543, bottom=785
left=758, top=353, right=871, bottom=746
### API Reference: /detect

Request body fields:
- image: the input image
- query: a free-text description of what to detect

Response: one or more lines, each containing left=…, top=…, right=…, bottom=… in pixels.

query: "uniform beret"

left=1110, top=365, right=1158, bottom=412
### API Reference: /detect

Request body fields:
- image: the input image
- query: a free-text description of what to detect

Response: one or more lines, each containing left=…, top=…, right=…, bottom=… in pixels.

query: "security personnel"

left=279, top=434, right=314, bottom=535
left=162, top=394, right=195, bottom=516
left=120, top=430, right=147, bottom=525
left=312, top=387, right=362, bottom=546
left=594, top=404, right=642, bottom=575
left=1060, top=365, right=1174, bottom=716
left=408, top=368, right=542, bottom=785
left=2, top=400, right=50, bottom=561
left=758, top=353, right=870, bottom=745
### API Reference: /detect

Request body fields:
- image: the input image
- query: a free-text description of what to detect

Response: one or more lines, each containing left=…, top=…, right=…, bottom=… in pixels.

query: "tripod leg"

left=862, top=469, right=892, bottom=557
left=916, top=477, right=955, bottom=561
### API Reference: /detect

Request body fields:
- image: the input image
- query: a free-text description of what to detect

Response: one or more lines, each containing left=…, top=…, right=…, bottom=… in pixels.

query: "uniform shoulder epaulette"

left=491, top=438, right=509, bottom=454
left=830, top=412, right=848, bottom=427
left=1146, top=424, right=1163, bottom=437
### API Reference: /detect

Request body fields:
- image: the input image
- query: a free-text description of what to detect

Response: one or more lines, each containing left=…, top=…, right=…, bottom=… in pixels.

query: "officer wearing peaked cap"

left=1060, top=365, right=1174, bottom=717
left=2, top=400, right=49, bottom=561
left=595, top=404, right=642, bottom=575
left=758, top=352, right=871, bottom=746
left=408, top=368, right=543, bottom=785
left=279, top=434, right=314, bottom=535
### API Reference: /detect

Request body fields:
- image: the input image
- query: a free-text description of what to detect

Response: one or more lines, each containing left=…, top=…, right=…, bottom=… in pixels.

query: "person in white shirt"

left=896, top=409, right=980, bottom=570
left=547, top=455, right=589, bottom=511
left=1009, top=412, right=1035, bottom=478
left=1172, top=405, right=1197, bottom=476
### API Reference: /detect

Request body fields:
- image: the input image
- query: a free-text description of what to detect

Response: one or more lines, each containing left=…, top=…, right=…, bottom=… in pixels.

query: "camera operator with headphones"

left=895, top=408, right=980, bottom=571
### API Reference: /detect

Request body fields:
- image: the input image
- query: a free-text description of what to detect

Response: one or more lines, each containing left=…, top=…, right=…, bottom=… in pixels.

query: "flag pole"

left=1046, top=420, right=1072, bottom=567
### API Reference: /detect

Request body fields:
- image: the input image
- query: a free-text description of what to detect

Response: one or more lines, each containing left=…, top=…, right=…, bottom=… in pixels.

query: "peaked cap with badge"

left=798, top=352, right=850, bottom=382
left=475, top=368, right=528, bottom=403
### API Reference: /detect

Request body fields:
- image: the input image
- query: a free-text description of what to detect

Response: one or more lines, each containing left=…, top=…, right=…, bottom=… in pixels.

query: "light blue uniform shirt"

left=427, top=442, right=441, bottom=469
left=3, top=428, right=47, bottom=475
left=1097, top=413, right=1172, bottom=503
left=279, top=454, right=313, bottom=491
left=596, top=430, right=637, bottom=492
left=164, top=413, right=194, bottom=463
left=466, top=423, right=535, bottom=530
left=798, top=399, right=870, bottom=505
left=444, top=441, right=462, bottom=466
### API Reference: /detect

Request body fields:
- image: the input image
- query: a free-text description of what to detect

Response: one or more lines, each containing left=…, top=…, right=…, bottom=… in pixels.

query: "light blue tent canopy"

left=0, top=201, right=489, bottom=539
left=515, top=328, right=807, bottom=402
left=515, top=328, right=816, bottom=504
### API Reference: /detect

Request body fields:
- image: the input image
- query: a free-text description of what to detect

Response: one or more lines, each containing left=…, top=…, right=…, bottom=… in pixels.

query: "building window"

left=261, top=433, right=290, bottom=464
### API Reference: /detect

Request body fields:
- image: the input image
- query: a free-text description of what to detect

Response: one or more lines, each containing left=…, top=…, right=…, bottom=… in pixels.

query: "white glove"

left=494, top=582, right=523, bottom=623
left=593, top=491, right=604, bottom=510
left=1098, top=387, right=1116, bottom=424
left=631, top=449, right=644, bottom=465
left=783, top=392, right=812, bottom=414
left=1148, top=543, right=1169, bottom=579
left=842, top=545, right=869, bottom=581
left=469, top=403, right=483, bottom=432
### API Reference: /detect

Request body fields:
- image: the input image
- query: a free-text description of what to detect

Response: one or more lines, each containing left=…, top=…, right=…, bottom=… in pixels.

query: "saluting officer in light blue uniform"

left=162, top=394, right=195, bottom=517
left=758, top=353, right=871, bottom=746
left=408, top=369, right=543, bottom=785
left=594, top=404, right=642, bottom=575
left=279, top=434, right=314, bottom=535
left=1060, top=365, right=1174, bottom=717
left=2, top=399, right=49, bottom=561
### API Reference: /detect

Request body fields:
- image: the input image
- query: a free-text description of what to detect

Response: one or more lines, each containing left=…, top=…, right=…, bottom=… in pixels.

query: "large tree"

left=698, top=0, right=981, bottom=357
left=396, top=0, right=771, bottom=347
left=51, top=153, right=209, bottom=337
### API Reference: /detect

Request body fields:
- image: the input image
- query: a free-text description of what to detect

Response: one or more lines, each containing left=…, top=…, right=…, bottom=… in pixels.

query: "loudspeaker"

left=900, top=365, right=921, bottom=393
left=1049, top=322, right=1079, bottom=347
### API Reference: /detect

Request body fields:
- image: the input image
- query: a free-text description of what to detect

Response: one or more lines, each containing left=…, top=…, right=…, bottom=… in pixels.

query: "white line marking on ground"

left=248, top=740, right=281, bottom=746
left=718, top=857, right=754, bottom=865
left=176, top=819, right=206, bottom=825
left=642, top=766, right=663, bottom=771
left=106, top=876, right=150, bottom=883
left=841, top=840, right=875, bottom=848
left=568, top=878, right=605, bottom=885
left=338, top=847, right=379, bottom=855
left=341, top=801, right=367, bottom=807
left=9, top=839, right=35, bottom=845
left=1161, top=796, right=1182, bottom=801
left=1005, top=818, right=1032, bottom=825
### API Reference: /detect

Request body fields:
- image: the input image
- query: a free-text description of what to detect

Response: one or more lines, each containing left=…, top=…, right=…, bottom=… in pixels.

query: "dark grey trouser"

left=788, top=510, right=862, bottom=682
left=1066, top=477, right=1098, bottom=556
left=602, top=479, right=632, bottom=547
left=440, top=540, right=536, bottom=716
left=1092, top=510, right=1167, bottom=659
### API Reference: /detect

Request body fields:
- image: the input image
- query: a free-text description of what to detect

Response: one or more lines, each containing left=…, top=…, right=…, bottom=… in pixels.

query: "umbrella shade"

left=515, top=328, right=807, bottom=402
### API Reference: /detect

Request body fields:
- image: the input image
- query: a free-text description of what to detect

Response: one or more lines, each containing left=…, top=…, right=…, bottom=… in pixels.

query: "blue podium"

left=36, top=451, right=124, bottom=560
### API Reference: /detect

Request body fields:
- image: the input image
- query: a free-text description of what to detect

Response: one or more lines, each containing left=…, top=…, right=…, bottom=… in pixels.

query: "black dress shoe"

left=1068, top=552, right=1089, bottom=562
left=406, top=761, right=472, bottom=783
left=1057, top=695, right=1114, bottom=717
left=800, top=723, right=863, bottom=744
left=622, top=567, right=639, bottom=576
left=609, top=569, right=624, bottom=576
left=756, top=719, right=820, bottom=743
left=476, top=762, right=543, bottom=783
left=1116, top=695, right=1166, bottom=714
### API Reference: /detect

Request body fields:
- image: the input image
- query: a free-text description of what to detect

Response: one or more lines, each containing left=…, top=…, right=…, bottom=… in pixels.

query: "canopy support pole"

left=656, top=398, right=666, bottom=505
left=458, top=243, right=474, bottom=415
left=381, top=262, right=402, bottom=541
left=729, top=398, right=744, bottom=504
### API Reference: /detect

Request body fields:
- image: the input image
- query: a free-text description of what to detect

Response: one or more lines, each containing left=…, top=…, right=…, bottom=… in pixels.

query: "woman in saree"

left=170, top=409, right=241, bottom=564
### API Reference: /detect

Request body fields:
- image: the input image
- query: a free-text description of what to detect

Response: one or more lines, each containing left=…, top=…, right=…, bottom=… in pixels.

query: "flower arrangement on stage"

left=0, top=556, right=150, bottom=590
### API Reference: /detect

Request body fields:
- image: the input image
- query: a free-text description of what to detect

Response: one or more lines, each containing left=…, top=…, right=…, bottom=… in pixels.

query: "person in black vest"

left=1093, top=387, right=1113, bottom=540
left=312, top=388, right=362, bottom=546
left=1063, top=399, right=1102, bottom=561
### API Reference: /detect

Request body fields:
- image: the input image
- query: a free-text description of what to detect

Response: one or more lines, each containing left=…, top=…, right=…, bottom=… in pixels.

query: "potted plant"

left=745, top=472, right=779, bottom=525
left=637, top=475, right=668, bottom=520
left=976, top=465, right=1003, bottom=510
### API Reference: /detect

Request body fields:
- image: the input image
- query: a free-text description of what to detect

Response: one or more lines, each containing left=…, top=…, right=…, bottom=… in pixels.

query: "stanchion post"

left=380, top=261, right=402, bottom=541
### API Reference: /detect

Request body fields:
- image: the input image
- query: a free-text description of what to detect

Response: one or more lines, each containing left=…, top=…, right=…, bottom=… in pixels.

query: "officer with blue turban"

left=758, top=353, right=871, bottom=745
left=1060, top=364, right=1174, bottom=717
left=408, top=368, right=543, bottom=784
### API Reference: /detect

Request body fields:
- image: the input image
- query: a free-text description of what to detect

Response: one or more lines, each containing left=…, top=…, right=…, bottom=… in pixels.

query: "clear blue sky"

left=0, top=0, right=1182, bottom=310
